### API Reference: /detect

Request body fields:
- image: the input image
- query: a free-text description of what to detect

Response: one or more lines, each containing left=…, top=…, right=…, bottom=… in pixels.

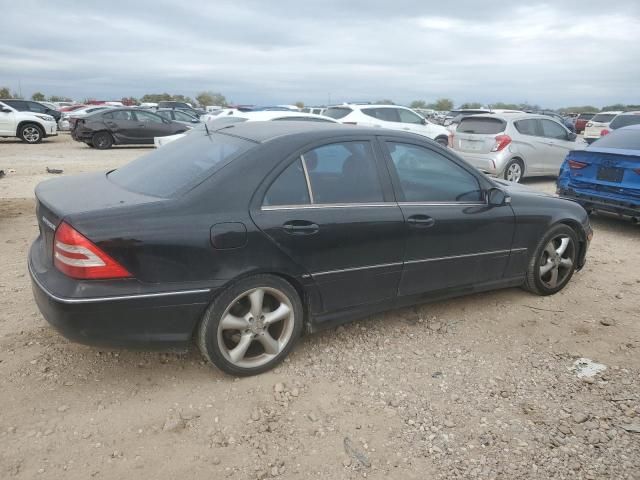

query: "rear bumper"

left=558, top=187, right=640, bottom=217
left=28, top=243, right=212, bottom=349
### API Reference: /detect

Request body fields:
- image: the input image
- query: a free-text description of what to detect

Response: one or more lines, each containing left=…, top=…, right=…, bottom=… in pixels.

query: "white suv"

left=0, top=100, right=58, bottom=143
left=323, top=104, right=450, bottom=146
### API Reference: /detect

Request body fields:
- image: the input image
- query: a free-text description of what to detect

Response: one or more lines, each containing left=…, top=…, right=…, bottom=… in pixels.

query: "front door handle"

left=282, top=220, right=319, bottom=235
left=407, top=214, right=435, bottom=228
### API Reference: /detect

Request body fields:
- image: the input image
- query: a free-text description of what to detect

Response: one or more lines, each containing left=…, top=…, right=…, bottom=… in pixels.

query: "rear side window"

left=591, top=113, right=617, bottom=123
left=457, top=117, right=506, bottom=134
left=323, top=107, right=352, bottom=119
left=109, top=132, right=253, bottom=197
left=263, top=159, right=311, bottom=206
left=590, top=129, right=640, bottom=150
left=4, top=100, right=27, bottom=110
left=514, top=119, right=539, bottom=136
left=610, top=114, right=640, bottom=130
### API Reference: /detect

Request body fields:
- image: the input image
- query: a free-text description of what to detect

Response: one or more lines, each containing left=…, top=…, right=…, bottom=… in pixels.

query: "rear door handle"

left=282, top=220, right=319, bottom=235
left=407, top=214, right=435, bottom=228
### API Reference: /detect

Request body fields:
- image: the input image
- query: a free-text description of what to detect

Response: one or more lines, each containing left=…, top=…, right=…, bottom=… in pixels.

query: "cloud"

left=0, top=0, right=638, bottom=107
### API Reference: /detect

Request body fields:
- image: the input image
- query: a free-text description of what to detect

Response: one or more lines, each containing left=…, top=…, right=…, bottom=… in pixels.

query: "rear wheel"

left=503, top=158, right=524, bottom=183
left=523, top=224, right=578, bottom=295
left=198, top=275, right=304, bottom=376
left=19, top=123, right=43, bottom=144
left=92, top=131, right=113, bottom=149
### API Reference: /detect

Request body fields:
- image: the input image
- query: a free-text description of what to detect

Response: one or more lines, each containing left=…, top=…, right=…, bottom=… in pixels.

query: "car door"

left=251, top=138, right=405, bottom=313
left=512, top=119, right=550, bottom=175
left=132, top=110, right=173, bottom=142
left=359, top=107, right=401, bottom=131
left=103, top=110, right=139, bottom=143
left=379, top=137, right=515, bottom=297
left=539, top=119, right=577, bottom=175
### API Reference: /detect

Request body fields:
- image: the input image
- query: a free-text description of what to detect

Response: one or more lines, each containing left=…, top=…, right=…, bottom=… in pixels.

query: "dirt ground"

left=1, top=134, right=639, bottom=479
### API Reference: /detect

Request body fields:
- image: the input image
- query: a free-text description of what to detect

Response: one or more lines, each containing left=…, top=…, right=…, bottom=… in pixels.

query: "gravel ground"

left=1, top=134, right=639, bottom=479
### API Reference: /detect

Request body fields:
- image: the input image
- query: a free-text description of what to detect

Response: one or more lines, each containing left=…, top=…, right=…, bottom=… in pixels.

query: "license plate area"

left=597, top=166, right=623, bottom=183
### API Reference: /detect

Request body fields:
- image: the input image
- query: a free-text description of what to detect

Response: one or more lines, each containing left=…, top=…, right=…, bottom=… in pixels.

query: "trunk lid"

left=452, top=116, right=506, bottom=154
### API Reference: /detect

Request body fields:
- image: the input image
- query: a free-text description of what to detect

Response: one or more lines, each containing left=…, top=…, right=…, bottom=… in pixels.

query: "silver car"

left=451, top=113, right=586, bottom=182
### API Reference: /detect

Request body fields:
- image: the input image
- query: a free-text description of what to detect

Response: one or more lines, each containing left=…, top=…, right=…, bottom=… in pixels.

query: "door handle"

left=137, top=124, right=146, bottom=128
left=407, top=214, right=435, bottom=228
left=282, top=220, right=319, bottom=235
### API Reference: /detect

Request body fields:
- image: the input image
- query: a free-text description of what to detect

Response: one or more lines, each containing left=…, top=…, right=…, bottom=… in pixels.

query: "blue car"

left=557, top=125, right=640, bottom=220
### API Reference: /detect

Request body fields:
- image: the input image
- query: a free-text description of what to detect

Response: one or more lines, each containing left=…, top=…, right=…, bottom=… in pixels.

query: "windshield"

left=591, top=113, right=617, bottom=123
left=109, top=132, right=253, bottom=197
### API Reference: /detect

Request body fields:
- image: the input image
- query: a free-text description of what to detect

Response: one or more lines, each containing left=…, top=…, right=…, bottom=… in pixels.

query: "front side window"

left=111, top=110, right=134, bottom=121
left=387, top=142, right=482, bottom=203
left=28, top=102, right=47, bottom=113
left=540, top=119, right=568, bottom=140
left=397, top=108, right=423, bottom=124
left=156, top=111, right=172, bottom=120
left=174, top=111, right=196, bottom=122
left=4, top=100, right=27, bottom=110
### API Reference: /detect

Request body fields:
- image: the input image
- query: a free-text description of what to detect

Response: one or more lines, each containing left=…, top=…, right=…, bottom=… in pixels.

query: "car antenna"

left=204, top=122, right=210, bottom=135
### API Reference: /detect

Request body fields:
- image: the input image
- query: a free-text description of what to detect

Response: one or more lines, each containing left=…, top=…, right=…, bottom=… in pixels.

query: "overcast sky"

left=1, top=0, right=639, bottom=107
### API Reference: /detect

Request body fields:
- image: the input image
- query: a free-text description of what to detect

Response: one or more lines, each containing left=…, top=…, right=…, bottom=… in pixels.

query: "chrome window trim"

left=299, top=154, right=315, bottom=204
left=398, top=202, right=486, bottom=207
left=261, top=202, right=396, bottom=211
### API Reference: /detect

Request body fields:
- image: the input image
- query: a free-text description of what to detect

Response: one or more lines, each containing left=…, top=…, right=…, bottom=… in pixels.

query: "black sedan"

left=71, top=108, right=188, bottom=149
left=29, top=122, right=592, bottom=376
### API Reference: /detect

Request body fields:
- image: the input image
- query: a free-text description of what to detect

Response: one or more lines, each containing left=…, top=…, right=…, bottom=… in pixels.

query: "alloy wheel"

left=505, top=162, right=522, bottom=182
left=217, top=287, right=295, bottom=368
left=23, top=126, right=41, bottom=143
left=538, top=234, right=575, bottom=288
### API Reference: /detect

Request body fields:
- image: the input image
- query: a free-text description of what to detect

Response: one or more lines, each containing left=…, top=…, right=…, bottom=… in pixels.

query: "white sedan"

left=154, top=110, right=338, bottom=147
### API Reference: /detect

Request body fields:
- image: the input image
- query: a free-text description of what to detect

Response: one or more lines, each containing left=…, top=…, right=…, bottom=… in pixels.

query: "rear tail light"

left=491, top=134, right=511, bottom=152
left=600, top=129, right=610, bottom=136
left=448, top=133, right=454, bottom=148
left=568, top=160, right=589, bottom=169
left=53, top=222, right=131, bottom=279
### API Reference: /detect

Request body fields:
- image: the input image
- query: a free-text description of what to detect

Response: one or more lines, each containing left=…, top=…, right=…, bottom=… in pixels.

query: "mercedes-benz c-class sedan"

left=29, top=122, right=592, bottom=376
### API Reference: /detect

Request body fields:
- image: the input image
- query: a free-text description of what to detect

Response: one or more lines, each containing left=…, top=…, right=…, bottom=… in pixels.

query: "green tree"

left=140, top=93, right=173, bottom=103
left=432, top=98, right=454, bottom=111
left=31, top=92, right=46, bottom=101
left=294, top=101, right=304, bottom=109
left=599, top=104, right=626, bottom=111
left=195, top=91, right=227, bottom=107
left=488, top=102, right=521, bottom=110
left=410, top=100, right=427, bottom=109
left=558, top=105, right=599, bottom=114
left=375, top=99, right=395, bottom=105
left=48, top=95, right=72, bottom=102
left=460, top=102, right=483, bottom=109
left=0, top=87, right=12, bottom=98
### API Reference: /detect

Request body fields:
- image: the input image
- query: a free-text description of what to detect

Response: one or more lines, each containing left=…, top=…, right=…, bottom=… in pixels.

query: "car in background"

left=574, top=112, right=596, bottom=133
left=156, top=108, right=201, bottom=126
left=530, top=110, right=576, bottom=132
left=0, top=99, right=62, bottom=122
left=157, top=101, right=205, bottom=117
left=450, top=113, right=586, bottom=182
left=59, top=104, right=86, bottom=113
left=39, top=101, right=60, bottom=111
left=323, top=104, right=450, bottom=146
left=583, top=111, right=623, bottom=143
left=301, top=107, right=325, bottom=115
left=557, top=125, right=640, bottom=220
left=71, top=108, right=188, bottom=149
left=59, top=105, right=114, bottom=131
left=603, top=111, right=640, bottom=134
left=29, top=121, right=591, bottom=376
left=0, top=100, right=58, bottom=143
left=154, top=110, right=338, bottom=147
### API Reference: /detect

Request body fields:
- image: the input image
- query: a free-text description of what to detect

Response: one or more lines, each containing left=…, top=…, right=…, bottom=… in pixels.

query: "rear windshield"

left=578, top=113, right=595, bottom=120
left=591, top=113, right=617, bottom=123
left=610, top=114, right=640, bottom=130
left=457, top=117, right=506, bottom=134
left=109, top=132, right=253, bottom=197
left=323, top=107, right=352, bottom=119
left=590, top=129, right=640, bottom=151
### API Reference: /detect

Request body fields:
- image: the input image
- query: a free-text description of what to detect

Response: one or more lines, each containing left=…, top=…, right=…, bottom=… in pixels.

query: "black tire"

left=523, top=224, right=579, bottom=296
left=92, top=131, right=113, bottom=149
left=198, top=274, right=304, bottom=376
left=18, top=123, right=43, bottom=144
left=435, top=136, right=449, bottom=147
left=503, top=158, right=524, bottom=183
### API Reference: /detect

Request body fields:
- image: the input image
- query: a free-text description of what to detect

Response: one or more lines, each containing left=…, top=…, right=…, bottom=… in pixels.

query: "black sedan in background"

left=71, top=108, right=188, bottom=149
left=30, top=122, right=592, bottom=376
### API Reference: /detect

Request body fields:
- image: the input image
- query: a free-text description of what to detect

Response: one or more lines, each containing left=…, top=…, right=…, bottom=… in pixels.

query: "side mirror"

left=568, top=132, right=577, bottom=141
left=421, top=118, right=427, bottom=125
left=487, top=187, right=511, bottom=206
left=191, top=118, right=199, bottom=123
left=1, top=107, right=11, bottom=113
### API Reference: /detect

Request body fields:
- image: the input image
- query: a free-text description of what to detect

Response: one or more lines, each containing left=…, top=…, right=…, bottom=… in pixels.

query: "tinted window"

left=322, top=107, right=352, bottom=119
left=303, top=142, right=383, bottom=204
left=135, top=111, right=164, bottom=123
left=578, top=113, right=595, bottom=120
left=387, top=142, right=481, bottom=203
left=4, top=100, right=27, bottom=110
left=457, top=117, right=506, bottom=134
left=540, top=119, right=568, bottom=140
left=591, top=113, right=617, bottom=123
left=610, top=114, right=640, bottom=130
left=370, top=108, right=400, bottom=122
left=109, top=132, right=252, bottom=197
left=27, top=102, right=47, bottom=113
left=110, top=110, right=134, bottom=121
left=590, top=129, right=640, bottom=150
left=156, top=111, right=172, bottom=120
left=397, top=108, right=423, bottom=124
left=263, top=159, right=311, bottom=206
left=174, top=111, right=196, bottom=121
left=514, top=119, right=539, bottom=136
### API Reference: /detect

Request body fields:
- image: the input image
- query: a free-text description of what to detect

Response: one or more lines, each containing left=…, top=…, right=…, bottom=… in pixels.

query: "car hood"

left=492, top=178, right=552, bottom=199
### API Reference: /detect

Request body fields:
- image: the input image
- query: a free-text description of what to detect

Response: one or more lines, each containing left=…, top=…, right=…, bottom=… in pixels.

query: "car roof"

left=237, top=111, right=338, bottom=122
left=617, top=111, right=640, bottom=115
left=597, top=111, right=624, bottom=114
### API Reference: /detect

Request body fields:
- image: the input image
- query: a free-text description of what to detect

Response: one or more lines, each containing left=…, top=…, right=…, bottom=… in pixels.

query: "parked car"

left=557, top=125, right=640, bottom=220
left=323, top=104, right=450, bottom=146
left=443, top=109, right=492, bottom=127
left=574, top=112, right=596, bottom=133
left=156, top=101, right=205, bottom=117
left=530, top=110, right=576, bottom=133
left=155, top=108, right=201, bottom=126
left=0, top=99, right=62, bottom=122
left=450, top=113, right=586, bottom=182
left=29, top=122, right=592, bottom=376
left=583, top=111, right=623, bottom=143
left=39, top=101, right=60, bottom=111
left=603, top=111, right=640, bottom=134
left=0, top=100, right=58, bottom=143
left=59, top=104, right=87, bottom=113
left=154, top=110, right=338, bottom=147
left=59, top=105, right=114, bottom=131
left=71, top=108, right=188, bottom=149
left=301, top=107, right=325, bottom=115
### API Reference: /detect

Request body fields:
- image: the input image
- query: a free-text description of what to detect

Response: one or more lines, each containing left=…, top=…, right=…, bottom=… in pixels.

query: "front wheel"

left=19, top=123, right=43, bottom=144
left=523, top=224, right=579, bottom=295
left=198, top=275, right=304, bottom=376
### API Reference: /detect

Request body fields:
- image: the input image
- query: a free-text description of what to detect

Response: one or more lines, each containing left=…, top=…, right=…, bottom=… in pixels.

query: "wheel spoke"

left=540, top=260, right=555, bottom=275
left=559, top=257, right=573, bottom=269
left=263, top=303, right=290, bottom=326
left=544, top=243, right=556, bottom=257
left=248, top=289, right=265, bottom=318
left=257, top=331, right=280, bottom=355
left=228, top=333, right=253, bottom=363
left=547, top=267, right=559, bottom=287
left=220, top=313, right=248, bottom=331
left=556, top=237, right=570, bottom=255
